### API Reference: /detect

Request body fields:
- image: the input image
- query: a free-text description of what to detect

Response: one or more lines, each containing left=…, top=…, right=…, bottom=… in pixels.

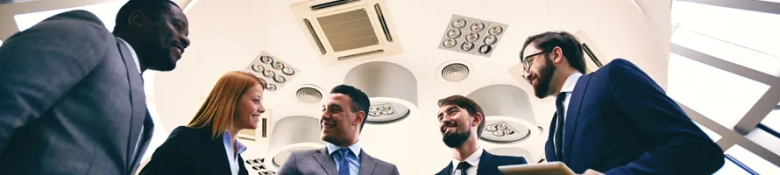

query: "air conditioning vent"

left=292, top=0, right=402, bottom=66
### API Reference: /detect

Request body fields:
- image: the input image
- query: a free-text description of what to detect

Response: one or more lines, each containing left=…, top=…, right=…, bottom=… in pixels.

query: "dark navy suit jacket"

left=544, top=59, right=724, bottom=175
left=435, top=151, right=527, bottom=175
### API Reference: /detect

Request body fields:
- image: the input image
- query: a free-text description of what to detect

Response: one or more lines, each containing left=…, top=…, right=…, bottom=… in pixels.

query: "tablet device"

left=498, top=162, right=576, bottom=175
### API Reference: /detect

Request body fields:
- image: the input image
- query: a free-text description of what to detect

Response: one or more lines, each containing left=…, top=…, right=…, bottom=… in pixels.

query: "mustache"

left=440, top=121, right=457, bottom=133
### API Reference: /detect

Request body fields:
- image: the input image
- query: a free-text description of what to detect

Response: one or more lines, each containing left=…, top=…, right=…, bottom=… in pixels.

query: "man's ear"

left=354, top=111, right=365, bottom=126
left=473, top=112, right=483, bottom=127
left=128, top=10, right=148, bottom=27
left=551, top=46, right=564, bottom=64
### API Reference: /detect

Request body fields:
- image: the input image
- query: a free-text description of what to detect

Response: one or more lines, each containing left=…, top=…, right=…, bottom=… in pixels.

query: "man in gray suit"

left=0, top=0, right=190, bottom=174
left=277, top=85, right=400, bottom=175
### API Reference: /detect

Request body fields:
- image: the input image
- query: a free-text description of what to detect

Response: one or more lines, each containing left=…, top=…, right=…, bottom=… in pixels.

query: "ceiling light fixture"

left=244, top=158, right=276, bottom=175
left=244, top=51, right=301, bottom=92
left=345, top=61, right=417, bottom=123
left=264, top=116, right=324, bottom=172
left=438, top=15, right=509, bottom=57
left=467, top=85, right=537, bottom=143
left=437, top=60, right=473, bottom=82
left=295, top=85, right=324, bottom=104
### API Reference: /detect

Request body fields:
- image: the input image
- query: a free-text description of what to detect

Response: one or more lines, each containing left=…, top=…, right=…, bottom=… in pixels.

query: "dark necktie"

left=554, top=92, right=568, bottom=161
left=338, top=148, right=350, bottom=175
left=456, top=161, right=471, bottom=175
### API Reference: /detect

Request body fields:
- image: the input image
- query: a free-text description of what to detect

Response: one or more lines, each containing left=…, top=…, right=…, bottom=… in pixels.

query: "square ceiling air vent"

left=291, top=0, right=402, bottom=66
left=574, top=31, right=606, bottom=73
left=438, top=14, right=509, bottom=57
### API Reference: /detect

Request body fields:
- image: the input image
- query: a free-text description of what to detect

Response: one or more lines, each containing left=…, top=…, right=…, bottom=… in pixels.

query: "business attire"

left=0, top=10, right=153, bottom=175
left=545, top=58, right=725, bottom=174
left=435, top=148, right=528, bottom=175
left=276, top=142, right=400, bottom=175
left=139, top=126, right=249, bottom=175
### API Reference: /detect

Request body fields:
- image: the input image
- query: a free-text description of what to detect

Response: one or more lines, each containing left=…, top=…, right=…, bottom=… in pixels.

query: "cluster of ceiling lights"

left=368, top=103, right=396, bottom=117
left=245, top=158, right=276, bottom=175
left=244, top=52, right=300, bottom=92
left=439, top=15, right=508, bottom=57
left=485, top=122, right=516, bottom=137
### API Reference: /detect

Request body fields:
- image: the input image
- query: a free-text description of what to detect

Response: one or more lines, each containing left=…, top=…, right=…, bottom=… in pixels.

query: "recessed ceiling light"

left=244, top=51, right=300, bottom=92
left=438, top=15, right=509, bottom=57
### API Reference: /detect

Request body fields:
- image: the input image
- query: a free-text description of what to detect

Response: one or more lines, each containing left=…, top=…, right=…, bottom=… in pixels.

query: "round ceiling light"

left=441, top=63, right=470, bottom=82
left=295, top=86, right=323, bottom=104
left=470, top=22, right=485, bottom=31
left=265, top=116, right=324, bottom=171
left=365, top=99, right=411, bottom=123
left=442, top=38, right=457, bottom=48
left=345, top=62, right=418, bottom=124
left=480, top=116, right=532, bottom=143
left=451, top=18, right=466, bottom=28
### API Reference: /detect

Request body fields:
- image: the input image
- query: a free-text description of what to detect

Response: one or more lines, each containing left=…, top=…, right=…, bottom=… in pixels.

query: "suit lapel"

left=545, top=113, right=557, bottom=162
left=477, top=151, right=498, bottom=175
left=436, top=163, right=453, bottom=175
left=314, top=147, right=339, bottom=175
left=129, top=111, right=155, bottom=172
left=358, top=150, right=376, bottom=175
left=116, top=39, right=147, bottom=173
left=562, top=75, right=592, bottom=163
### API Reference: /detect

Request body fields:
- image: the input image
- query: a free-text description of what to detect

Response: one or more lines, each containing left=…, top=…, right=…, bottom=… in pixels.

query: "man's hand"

left=580, top=169, right=604, bottom=175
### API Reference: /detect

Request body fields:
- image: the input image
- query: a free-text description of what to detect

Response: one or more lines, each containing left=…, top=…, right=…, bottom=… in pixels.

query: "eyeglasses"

left=521, top=50, right=550, bottom=72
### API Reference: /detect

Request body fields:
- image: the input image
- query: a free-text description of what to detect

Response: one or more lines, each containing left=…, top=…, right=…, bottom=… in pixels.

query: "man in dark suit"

left=277, top=85, right=400, bottom=175
left=0, top=0, right=190, bottom=174
left=434, top=95, right=527, bottom=175
left=518, top=31, right=724, bottom=175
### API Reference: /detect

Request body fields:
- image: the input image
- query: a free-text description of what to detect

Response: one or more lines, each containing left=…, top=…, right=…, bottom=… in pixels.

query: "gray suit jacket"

left=277, top=147, right=400, bottom=175
left=0, top=10, right=152, bottom=175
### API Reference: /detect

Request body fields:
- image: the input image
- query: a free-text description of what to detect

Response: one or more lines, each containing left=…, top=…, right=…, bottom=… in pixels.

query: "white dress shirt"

left=450, top=147, right=484, bottom=175
left=223, top=131, right=248, bottom=175
left=552, top=72, right=582, bottom=155
left=117, top=38, right=146, bottom=159
left=326, top=141, right=362, bottom=175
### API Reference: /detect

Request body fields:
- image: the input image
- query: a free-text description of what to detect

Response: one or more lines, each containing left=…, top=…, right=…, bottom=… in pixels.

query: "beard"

left=442, top=129, right=471, bottom=148
left=534, top=57, right=557, bottom=98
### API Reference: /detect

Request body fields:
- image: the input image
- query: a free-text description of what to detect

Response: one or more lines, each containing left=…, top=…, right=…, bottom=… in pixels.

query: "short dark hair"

left=437, top=95, right=485, bottom=136
left=520, top=31, right=586, bottom=74
left=331, top=85, right=370, bottom=131
left=113, top=0, right=180, bottom=33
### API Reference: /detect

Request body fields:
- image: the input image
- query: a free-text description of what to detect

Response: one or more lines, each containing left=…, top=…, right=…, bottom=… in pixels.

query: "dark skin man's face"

left=128, top=3, right=190, bottom=71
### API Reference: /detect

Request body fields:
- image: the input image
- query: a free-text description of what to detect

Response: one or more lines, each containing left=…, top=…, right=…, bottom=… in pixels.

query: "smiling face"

left=321, top=94, right=364, bottom=146
left=233, top=84, right=265, bottom=130
left=522, top=44, right=558, bottom=98
left=131, top=3, right=191, bottom=71
left=437, top=104, right=480, bottom=148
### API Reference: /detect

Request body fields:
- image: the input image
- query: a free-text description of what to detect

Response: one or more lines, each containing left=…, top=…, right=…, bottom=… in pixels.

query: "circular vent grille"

left=296, top=87, right=322, bottom=103
left=441, top=63, right=470, bottom=82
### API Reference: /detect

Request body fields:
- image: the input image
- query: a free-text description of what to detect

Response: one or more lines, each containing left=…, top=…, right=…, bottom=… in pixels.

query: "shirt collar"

left=222, top=130, right=248, bottom=154
left=451, top=147, right=484, bottom=172
left=117, top=38, right=141, bottom=73
left=326, top=141, right=362, bottom=156
left=560, top=72, right=583, bottom=93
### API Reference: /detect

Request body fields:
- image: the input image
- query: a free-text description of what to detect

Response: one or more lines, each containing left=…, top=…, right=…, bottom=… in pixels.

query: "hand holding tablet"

left=498, top=162, right=576, bottom=175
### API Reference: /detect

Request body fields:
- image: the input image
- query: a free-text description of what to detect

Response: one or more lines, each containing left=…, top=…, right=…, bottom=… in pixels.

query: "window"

left=672, top=1, right=780, bottom=58
left=714, top=155, right=754, bottom=175
left=762, top=110, right=780, bottom=132
left=694, top=121, right=722, bottom=142
left=725, top=145, right=780, bottom=175
left=667, top=53, right=770, bottom=127
left=671, top=27, right=780, bottom=76
left=14, top=0, right=127, bottom=31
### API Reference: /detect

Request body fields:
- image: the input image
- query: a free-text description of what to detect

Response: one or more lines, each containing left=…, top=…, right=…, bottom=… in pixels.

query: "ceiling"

left=0, top=0, right=672, bottom=174
left=154, top=0, right=670, bottom=173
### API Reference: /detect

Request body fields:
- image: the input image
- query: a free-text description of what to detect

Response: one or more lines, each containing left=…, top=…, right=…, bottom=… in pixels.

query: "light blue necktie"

left=338, top=148, right=350, bottom=175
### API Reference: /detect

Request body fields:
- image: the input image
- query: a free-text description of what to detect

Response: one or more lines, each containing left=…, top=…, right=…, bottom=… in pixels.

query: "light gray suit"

left=0, top=10, right=152, bottom=175
left=276, top=147, right=400, bottom=175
